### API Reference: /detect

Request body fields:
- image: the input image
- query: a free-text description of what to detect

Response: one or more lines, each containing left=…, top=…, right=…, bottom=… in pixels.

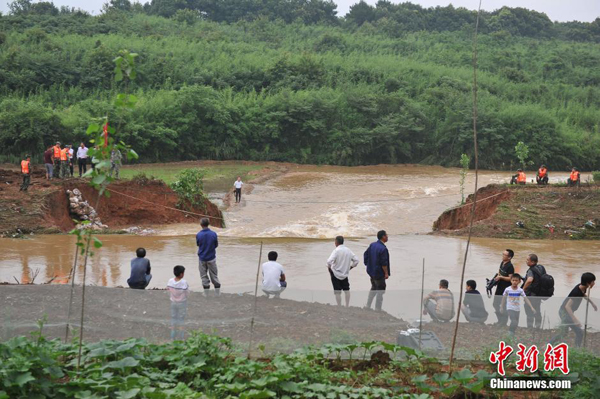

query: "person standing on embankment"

left=52, top=141, right=61, bottom=179
left=493, top=249, right=514, bottom=326
left=67, top=145, right=74, bottom=177
left=327, top=235, right=358, bottom=307
left=59, top=146, right=69, bottom=179
left=43, top=146, right=53, bottom=180
left=20, top=155, right=31, bottom=192
left=522, top=254, right=546, bottom=329
left=196, top=218, right=221, bottom=297
left=77, top=142, right=88, bottom=177
left=364, top=230, right=390, bottom=312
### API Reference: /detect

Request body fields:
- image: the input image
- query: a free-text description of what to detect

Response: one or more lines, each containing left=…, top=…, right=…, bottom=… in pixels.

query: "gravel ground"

left=1, top=285, right=598, bottom=358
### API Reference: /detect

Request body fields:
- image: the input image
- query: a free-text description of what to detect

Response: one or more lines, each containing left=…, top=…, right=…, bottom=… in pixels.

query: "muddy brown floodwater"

left=1, top=164, right=599, bottom=329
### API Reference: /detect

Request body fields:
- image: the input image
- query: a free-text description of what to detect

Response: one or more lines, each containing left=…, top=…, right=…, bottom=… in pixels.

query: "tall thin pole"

left=248, top=241, right=263, bottom=358
left=76, top=230, right=93, bottom=370
left=583, top=286, right=593, bottom=348
left=77, top=186, right=105, bottom=370
left=449, top=0, right=482, bottom=368
left=64, top=244, right=79, bottom=342
left=418, top=258, right=425, bottom=350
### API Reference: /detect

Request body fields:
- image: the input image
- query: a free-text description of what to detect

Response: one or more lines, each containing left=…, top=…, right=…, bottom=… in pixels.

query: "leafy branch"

left=67, top=49, right=140, bottom=371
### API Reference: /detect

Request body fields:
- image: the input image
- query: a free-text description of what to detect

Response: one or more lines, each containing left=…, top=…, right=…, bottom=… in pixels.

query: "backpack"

left=530, top=265, right=554, bottom=298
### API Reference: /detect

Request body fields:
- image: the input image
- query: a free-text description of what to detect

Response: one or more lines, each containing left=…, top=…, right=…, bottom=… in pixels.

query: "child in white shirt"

left=502, top=274, right=536, bottom=335
left=167, top=265, right=189, bottom=340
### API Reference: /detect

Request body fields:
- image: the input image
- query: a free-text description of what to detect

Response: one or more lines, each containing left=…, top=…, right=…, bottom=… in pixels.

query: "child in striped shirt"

left=501, top=274, right=536, bottom=335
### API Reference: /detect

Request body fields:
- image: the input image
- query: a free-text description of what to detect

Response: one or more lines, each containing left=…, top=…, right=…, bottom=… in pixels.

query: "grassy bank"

left=119, top=162, right=265, bottom=192
left=436, top=184, right=600, bottom=240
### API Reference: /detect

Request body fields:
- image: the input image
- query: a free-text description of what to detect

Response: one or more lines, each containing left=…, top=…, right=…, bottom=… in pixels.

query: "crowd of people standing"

left=126, top=218, right=597, bottom=345
left=18, top=142, right=124, bottom=191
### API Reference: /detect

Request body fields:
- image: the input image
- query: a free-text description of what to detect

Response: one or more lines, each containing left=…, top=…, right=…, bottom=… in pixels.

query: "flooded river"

left=1, top=165, right=598, bottom=326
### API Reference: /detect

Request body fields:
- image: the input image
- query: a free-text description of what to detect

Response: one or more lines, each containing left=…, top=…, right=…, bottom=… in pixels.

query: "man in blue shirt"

left=364, top=230, right=390, bottom=311
left=127, top=247, right=152, bottom=289
left=196, top=218, right=221, bottom=296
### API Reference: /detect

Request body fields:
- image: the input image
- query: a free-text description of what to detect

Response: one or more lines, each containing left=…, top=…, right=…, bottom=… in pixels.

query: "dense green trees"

left=0, top=1, right=599, bottom=169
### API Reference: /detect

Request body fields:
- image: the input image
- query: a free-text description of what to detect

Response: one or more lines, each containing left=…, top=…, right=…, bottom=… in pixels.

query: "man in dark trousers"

left=20, top=155, right=31, bottom=192
left=493, top=249, right=515, bottom=326
left=461, top=280, right=488, bottom=323
left=127, top=247, right=152, bottom=289
left=522, top=254, right=545, bottom=329
left=364, top=230, right=390, bottom=311
left=550, top=272, right=597, bottom=347
left=196, top=218, right=221, bottom=296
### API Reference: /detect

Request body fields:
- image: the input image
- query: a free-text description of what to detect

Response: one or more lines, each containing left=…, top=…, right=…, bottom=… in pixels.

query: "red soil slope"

left=0, top=168, right=223, bottom=235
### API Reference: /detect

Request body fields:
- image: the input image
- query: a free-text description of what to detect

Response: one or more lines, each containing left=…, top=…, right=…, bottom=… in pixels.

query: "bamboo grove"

left=1, top=0, right=599, bottom=169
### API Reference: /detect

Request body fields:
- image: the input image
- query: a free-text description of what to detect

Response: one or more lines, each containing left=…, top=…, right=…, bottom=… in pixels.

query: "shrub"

left=170, top=168, right=207, bottom=211
left=593, top=171, right=600, bottom=184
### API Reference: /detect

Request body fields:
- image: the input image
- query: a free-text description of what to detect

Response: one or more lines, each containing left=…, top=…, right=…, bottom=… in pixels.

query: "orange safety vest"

left=60, top=148, right=68, bottom=161
left=21, top=160, right=30, bottom=174
left=538, top=168, right=547, bottom=178
left=570, top=171, right=580, bottom=181
left=517, top=172, right=526, bottom=183
left=53, top=145, right=61, bottom=158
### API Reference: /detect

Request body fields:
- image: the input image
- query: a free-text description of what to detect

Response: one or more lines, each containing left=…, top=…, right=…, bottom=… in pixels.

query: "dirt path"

left=1, top=285, right=598, bottom=358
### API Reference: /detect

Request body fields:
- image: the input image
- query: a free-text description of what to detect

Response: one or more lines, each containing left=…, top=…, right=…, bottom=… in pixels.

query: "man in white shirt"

left=262, top=251, right=286, bottom=298
left=76, top=142, right=88, bottom=177
left=327, top=236, right=359, bottom=307
left=233, top=176, right=244, bottom=203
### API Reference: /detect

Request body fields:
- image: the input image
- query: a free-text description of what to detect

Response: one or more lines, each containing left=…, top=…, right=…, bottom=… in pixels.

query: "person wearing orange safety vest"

left=536, top=165, right=549, bottom=185
left=567, top=168, right=580, bottom=187
left=59, top=147, right=69, bottom=179
left=52, top=142, right=62, bottom=178
left=20, top=155, right=31, bottom=192
left=510, top=169, right=526, bottom=185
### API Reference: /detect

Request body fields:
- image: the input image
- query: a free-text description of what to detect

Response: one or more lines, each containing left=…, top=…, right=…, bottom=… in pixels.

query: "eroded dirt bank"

left=433, top=184, right=600, bottom=240
left=0, top=168, right=223, bottom=236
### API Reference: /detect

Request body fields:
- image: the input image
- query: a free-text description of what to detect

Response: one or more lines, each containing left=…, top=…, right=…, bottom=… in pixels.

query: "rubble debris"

left=66, top=189, right=108, bottom=231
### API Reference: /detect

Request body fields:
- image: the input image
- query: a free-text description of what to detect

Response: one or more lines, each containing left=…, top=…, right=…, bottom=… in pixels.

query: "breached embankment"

left=0, top=168, right=223, bottom=236
left=433, top=183, right=600, bottom=240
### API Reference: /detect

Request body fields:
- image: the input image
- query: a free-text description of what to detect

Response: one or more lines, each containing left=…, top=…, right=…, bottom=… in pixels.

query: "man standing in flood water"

left=196, top=218, right=221, bottom=297
left=364, top=230, right=390, bottom=311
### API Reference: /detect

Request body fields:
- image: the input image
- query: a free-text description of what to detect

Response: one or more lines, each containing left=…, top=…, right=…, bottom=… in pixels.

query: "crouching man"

left=262, top=251, right=287, bottom=298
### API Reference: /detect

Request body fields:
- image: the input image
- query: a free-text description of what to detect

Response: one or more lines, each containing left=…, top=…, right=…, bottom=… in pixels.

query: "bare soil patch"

left=0, top=168, right=223, bottom=236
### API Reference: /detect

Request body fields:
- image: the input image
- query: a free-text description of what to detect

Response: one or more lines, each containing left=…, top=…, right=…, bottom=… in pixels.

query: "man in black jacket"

left=522, top=254, right=545, bottom=329
left=462, top=280, right=488, bottom=323
left=493, top=249, right=514, bottom=326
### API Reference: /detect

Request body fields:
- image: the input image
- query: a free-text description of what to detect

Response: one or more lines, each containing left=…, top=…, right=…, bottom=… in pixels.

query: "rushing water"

left=2, top=164, right=599, bottom=327
left=0, top=164, right=596, bottom=292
